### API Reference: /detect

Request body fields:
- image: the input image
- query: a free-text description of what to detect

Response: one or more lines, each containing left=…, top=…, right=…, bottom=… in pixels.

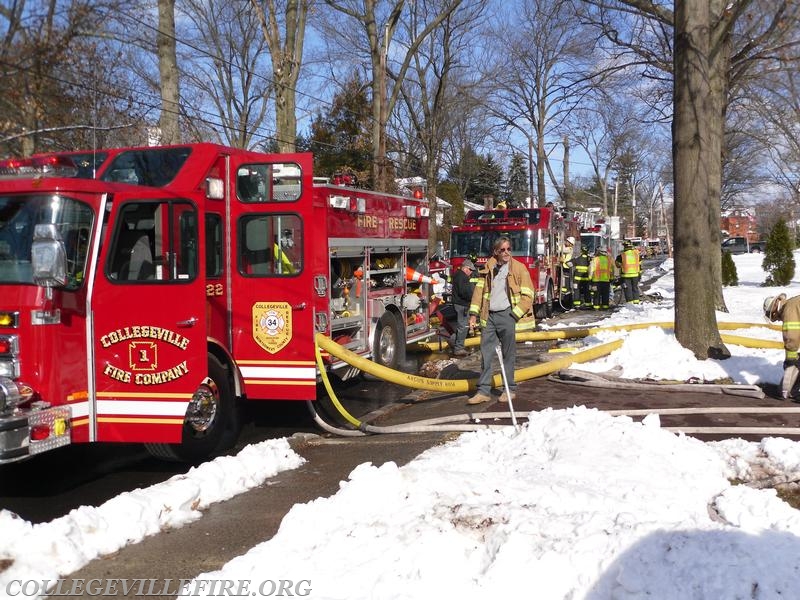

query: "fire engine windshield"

left=0, top=194, right=94, bottom=289
left=450, top=230, right=535, bottom=259
left=100, top=147, right=191, bottom=187
left=580, top=234, right=603, bottom=255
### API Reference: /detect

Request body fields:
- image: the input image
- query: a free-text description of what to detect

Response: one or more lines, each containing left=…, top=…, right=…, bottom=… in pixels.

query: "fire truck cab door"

left=231, top=154, right=318, bottom=401
left=91, top=199, right=207, bottom=444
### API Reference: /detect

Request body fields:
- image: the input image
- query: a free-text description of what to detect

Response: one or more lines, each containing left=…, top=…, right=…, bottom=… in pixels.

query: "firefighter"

left=616, top=240, right=641, bottom=304
left=467, top=236, right=535, bottom=405
left=589, top=248, right=613, bottom=310
left=764, top=293, right=800, bottom=400
left=274, top=230, right=296, bottom=274
left=559, top=236, right=575, bottom=298
left=572, top=245, right=591, bottom=308
left=450, top=259, right=477, bottom=357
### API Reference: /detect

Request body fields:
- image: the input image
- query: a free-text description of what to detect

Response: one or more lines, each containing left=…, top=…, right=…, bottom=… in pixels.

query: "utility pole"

left=562, top=136, right=570, bottom=210
left=528, top=135, right=535, bottom=207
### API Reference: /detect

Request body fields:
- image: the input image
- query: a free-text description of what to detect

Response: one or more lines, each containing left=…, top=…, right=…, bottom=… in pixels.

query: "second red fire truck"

left=449, top=207, right=580, bottom=317
left=0, top=143, right=436, bottom=463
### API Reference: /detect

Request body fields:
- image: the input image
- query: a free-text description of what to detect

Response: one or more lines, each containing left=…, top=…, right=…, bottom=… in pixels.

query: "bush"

left=763, top=218, right=796, bottom=286
left=721, top=250, right=738, bottom=286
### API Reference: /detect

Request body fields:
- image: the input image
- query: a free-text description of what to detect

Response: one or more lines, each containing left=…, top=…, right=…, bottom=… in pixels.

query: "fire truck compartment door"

left=231, top=154, right=318, bottom=401
left=91, top=200, right=207, bottom=444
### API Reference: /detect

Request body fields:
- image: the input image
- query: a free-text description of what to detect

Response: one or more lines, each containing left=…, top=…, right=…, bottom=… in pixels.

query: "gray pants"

left=477, top=308, right=516, bottom=395
left=452, top=304, right=469, bottom=351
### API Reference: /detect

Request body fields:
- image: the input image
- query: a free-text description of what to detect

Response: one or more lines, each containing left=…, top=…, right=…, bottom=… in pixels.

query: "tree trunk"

left=708, top=0, right=733, bottom=312
left=274, top=65, right=298, bottom=153
left=253, top=0, right=308, bottom=153
left=426, top=160, right=439, bottom=252
left=157, top=0, right=181, bottom=145
left=536, top=129, right=547, bottom=206
left=672, top=0, right=727, bottom=359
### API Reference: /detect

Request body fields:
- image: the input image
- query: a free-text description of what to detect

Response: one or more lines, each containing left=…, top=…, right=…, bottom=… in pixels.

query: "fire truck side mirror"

left=31, top=224, right=67, bottom=288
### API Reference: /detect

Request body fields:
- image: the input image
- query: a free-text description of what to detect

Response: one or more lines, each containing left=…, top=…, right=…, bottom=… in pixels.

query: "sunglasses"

left=498, top=247, right=512, bottom=253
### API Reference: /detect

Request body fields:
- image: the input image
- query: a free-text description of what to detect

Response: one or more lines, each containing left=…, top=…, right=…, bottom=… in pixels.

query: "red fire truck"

left=449, top=207, right=580, bottom=318
left=0, top=144, right=435, bottom=463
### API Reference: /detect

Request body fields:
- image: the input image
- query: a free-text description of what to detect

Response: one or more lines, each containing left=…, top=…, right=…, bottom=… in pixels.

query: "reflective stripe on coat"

left=469, top=256, right=535, bottom=331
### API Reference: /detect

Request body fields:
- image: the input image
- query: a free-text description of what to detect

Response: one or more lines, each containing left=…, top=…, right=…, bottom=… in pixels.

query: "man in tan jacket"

left=764, top=293, right=800, bottom=400
left=466, top=236, right=535, bottom=405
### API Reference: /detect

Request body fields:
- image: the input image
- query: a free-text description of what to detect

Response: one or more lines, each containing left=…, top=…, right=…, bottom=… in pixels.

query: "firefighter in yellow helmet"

left=615, top=239, right=641, bottom=303
left=559, top=236, right=575, bottom=299
left=589, top=247, right=613, bottom=310
left=572, top=245, right=591, bottom=308
left=764, top=293, right=800, bottom=400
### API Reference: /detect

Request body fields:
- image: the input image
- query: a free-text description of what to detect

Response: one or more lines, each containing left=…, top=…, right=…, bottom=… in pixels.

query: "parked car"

left=721, top=236, right=764, bottom=254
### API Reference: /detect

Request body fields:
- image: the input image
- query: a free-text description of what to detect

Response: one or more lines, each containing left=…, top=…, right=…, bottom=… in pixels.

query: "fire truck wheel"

left=535, top=282, right=554, bottom=320
left=373, top=312, right=405, bottom=371
left=145, top=355, right=240, bottom=462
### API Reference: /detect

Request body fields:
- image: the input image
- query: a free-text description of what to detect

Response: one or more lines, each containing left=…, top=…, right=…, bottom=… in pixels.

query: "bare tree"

left=581, top=0, right=800, bottom=358
left=321, top=0, right=462, bottom=191
left=0, top=0, right=132, bottom=155
left=487, top=0, right=596, bottom=208
left=157, top=0, right=181, bottom=144
left=567, top=93, right=643, bottom=215
left=179, top=0, right=273, bottom=148
left=392, top=0, right=486, bottom=249
left=249, top=0, right=310, bottom=152
left=749, top=68, right=800, bottom=204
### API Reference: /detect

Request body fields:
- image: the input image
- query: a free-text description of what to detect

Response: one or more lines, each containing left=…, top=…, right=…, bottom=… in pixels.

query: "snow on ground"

left=3, top=251, right=800, bottom=600
left=0, top=440, right=304, bottom=597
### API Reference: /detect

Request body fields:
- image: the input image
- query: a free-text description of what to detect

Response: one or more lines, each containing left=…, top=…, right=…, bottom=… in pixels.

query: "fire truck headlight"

left=0, top=360, right=20, bottom=378
left=0, top=376, right=24, bottom=411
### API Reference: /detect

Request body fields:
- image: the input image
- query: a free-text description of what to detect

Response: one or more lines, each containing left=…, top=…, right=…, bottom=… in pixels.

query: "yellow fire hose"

left=415, top=320, right=781, bottom=352
left=311, top=320, right=783, bottom=435
left=312, top=333, right=623, bottom=434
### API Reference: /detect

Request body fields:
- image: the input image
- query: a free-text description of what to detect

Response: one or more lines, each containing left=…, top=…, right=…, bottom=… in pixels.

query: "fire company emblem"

left=253, top=302, right=292, bottom=353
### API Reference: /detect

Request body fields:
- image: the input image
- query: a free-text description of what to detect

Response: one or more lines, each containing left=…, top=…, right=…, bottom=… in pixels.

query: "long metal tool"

left=495, top=344, right=520, bottom=431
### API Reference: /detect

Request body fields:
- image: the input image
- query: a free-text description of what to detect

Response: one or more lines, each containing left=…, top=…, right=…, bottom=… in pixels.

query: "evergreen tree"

left=505, top=152, right=529, bottom=208
left=721, top=250, right=738, bottom=286
left=467, top=154, right=504, bottom=206
left=763, top=218, right=796, bottom=286
left=306, top=74, right=373, bottom=184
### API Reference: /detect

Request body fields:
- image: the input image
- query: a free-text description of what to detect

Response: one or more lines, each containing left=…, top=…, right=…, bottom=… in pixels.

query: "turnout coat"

left=469, top=255, right=535, bottom=331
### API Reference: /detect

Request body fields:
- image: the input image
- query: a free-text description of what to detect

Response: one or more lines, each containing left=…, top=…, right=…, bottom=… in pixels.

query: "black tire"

left=535, top=282, right=554, bottom=320
left=373, top=312, right=405, bottom=370
left=145, top=354, right=240, bottom=462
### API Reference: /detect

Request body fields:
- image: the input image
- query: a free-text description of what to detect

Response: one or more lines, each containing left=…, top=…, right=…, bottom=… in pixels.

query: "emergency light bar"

left=0, top=155, right=79, bottom=179
left=404, top=205, right=430, bottom=218
left=328, top=195, right=366, bottom=213
left=328, top=195, right=349, bottom=209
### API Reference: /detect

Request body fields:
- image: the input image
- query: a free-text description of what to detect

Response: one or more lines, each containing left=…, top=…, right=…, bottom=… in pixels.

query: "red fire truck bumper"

left=0, top=404, right=72, bottom=464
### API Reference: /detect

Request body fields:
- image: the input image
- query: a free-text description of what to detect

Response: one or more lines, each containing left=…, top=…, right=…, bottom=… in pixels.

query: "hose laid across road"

left=416, top=320, right=782, bottom=352
left=312, top=333, right=623, bottom=435
left=311, top=320, right=784, bottom=435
